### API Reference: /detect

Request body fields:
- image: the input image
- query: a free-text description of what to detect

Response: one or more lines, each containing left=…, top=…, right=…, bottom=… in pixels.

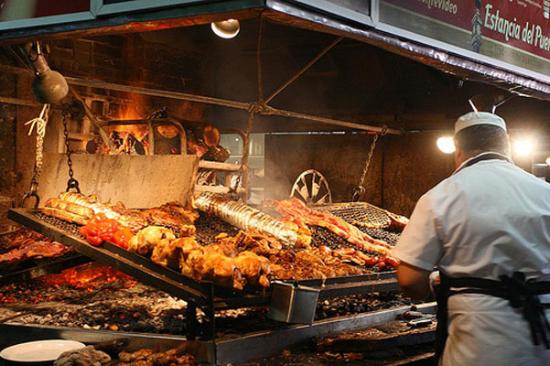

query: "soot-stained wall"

left=265, top=132, right=454, bottom=216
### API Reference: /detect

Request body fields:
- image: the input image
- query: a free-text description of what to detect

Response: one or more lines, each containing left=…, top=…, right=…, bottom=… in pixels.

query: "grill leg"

left=185, top=303, right=198, bottom=340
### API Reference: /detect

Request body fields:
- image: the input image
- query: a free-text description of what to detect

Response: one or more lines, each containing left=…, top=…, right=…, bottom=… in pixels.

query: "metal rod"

left=264, top=37, right=343, bottom=104
left=240, top=112, right=255, bottom=200
left=264, top=106, right=402, bottom=134
left=0, top=64, right=402, bottom=134
left=69, top=88, right=113, bottom=150
left=65, top=76, right=252, bottom=111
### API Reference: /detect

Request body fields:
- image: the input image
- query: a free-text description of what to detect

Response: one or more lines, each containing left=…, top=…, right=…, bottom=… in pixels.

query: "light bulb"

left=211, top=19, right=240, bottom=39
left=436, top=136, right=455, bottom=154
left=545, top=157, right=550, bottom=166
left=513, top=137, right=535, bottom=157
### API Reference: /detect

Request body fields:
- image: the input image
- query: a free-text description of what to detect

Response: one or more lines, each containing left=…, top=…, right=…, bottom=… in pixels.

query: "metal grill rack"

left=316, top=202, right=393, bottom=229
left=8, top=208, right=399, bottom=340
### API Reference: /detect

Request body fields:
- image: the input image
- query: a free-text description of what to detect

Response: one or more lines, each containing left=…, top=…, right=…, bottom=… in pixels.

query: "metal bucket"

left=267, top=281, right=320, bottom=324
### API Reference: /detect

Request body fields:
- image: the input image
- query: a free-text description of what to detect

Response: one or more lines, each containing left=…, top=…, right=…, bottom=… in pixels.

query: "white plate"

left=0, top=340, right=85, bottom=363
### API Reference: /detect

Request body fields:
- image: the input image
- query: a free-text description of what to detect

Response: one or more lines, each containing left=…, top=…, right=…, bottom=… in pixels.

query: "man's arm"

left=396, top=262, right=431, bottom=300
left=392, top=194, right=442, bottom=300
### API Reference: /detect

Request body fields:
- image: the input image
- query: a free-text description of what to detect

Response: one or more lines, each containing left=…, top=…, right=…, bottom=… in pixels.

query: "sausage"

left=45, top=198, right=94, bottom=219
left=41, top=207, right=88, bottom=225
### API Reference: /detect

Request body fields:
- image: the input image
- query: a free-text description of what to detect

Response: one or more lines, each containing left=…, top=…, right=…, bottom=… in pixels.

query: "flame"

left=108, top=124, right=149, bottom=141
left=117, top=92, right=148, bottom=121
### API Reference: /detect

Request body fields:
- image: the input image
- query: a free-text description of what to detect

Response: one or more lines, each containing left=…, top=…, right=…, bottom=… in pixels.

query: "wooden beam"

left=198, top=160, right=241, bottom=172
left=0, top=96, right=40, bottom=107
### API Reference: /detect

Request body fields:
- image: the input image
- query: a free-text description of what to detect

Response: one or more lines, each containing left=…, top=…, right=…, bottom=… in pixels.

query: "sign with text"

left=378, top=0, right=550, bottom=79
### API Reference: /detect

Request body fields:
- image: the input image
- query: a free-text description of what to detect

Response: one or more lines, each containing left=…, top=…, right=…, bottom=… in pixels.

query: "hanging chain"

left=21, top=104, right=50, bottom=208
left=352, top=127, right=388, bottom=202
left=63, top=110, right=81, bottom=193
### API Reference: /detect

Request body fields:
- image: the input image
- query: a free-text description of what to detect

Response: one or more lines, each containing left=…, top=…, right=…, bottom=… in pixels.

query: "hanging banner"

left=378, top=0, right=550, bottom=80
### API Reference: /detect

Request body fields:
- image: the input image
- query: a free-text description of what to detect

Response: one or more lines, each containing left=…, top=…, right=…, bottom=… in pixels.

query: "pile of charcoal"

left=315, top=292, right=410, bottom=320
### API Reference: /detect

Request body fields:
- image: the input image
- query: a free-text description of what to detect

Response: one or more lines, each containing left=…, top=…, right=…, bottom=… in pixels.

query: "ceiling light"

left=436, top=136, right=455, bottom=154
left=211, top=19, right=240, bottom=39
left=513, top=137, right=536, bottom=158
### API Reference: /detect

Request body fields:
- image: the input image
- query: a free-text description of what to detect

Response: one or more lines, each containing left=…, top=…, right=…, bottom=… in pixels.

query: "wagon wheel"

left=290, top=169, right=332, bottom=205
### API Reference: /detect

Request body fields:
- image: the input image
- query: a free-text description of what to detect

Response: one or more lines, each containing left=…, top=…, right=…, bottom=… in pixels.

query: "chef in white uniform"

left=392, top=112, right=550, bottom=366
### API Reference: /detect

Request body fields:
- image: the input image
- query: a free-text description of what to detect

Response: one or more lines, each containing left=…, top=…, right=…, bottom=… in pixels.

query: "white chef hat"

left=454, top=112, right=507, bottom=134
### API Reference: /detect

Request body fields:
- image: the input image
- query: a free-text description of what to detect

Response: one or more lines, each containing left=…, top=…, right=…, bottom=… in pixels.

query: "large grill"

left=7, top=208, right=400, bottom=338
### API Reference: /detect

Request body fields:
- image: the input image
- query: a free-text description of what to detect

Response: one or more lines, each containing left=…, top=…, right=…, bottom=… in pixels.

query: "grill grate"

left=194, top=212, right=240, bottom=245
left=34, top=212, right=85, bottom=238
left=359, top=228, right=400, bottom=245
left=317, top=202, right=392, bottom=229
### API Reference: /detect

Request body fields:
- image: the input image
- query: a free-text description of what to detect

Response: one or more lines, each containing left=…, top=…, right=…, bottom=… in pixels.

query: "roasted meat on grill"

left=0, top=228, right=70, bottom=266
left=270, top=199, right=396, bottom=261
left=136, top=202, right=198, bottom=237
left=118, top=348, right=196, bottom=366
left=129, top=226, right=176, bottom=256
left=54, top=346, right=111, bottom=366
left=195, top=192, right=311, bottom=247
left=234, top=251, right=270, bottom=287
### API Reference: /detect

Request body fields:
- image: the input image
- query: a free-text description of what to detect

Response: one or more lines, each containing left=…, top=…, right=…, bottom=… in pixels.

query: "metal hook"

left=351, top=186, right=366, bottom=203
left=66, top=178, right=81, bottom=193
left=21, top=191, right=40, bottom=209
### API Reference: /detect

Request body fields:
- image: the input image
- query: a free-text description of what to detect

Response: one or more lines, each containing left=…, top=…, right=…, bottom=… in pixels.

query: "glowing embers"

left=40, top=263, right=137, bottom=291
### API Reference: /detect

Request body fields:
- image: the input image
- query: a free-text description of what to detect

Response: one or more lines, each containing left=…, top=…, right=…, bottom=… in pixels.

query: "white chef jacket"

left=392, top=152, right=550, bottom=366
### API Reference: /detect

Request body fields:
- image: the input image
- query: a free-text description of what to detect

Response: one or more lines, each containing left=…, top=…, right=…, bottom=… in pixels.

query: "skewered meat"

left=195, top=192, right=311, bottom=247
left=270, top=199, right=394, bottom=258
left=128, top=226, right=176, bottom=256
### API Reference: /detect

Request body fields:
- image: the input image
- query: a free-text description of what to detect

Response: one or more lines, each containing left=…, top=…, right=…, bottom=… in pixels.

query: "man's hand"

left=396, top=262, right=431, bottom=300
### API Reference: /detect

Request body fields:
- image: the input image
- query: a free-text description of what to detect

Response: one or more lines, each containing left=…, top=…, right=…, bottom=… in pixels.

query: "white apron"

left=440, top=294, right=550, bottom=366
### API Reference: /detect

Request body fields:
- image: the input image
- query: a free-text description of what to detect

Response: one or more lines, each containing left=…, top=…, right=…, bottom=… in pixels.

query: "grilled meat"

left=54, top=346, right=111, bottom=366
left=41, top=207, right=88, bottom=225
left=195, top=192, right=311, bottom=247
left=270, top=199, right=395, bottom=260
left=118, top=348, right=196, bottom=366
left=0, top=228, right=70, bottom=265
left=45, top=198, right=94, bottom=219
left=137, top=204, right=197, bottom=237
left=0, top=241, right=68, bottom=264
left=129, top=226, right=176, bottom=257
